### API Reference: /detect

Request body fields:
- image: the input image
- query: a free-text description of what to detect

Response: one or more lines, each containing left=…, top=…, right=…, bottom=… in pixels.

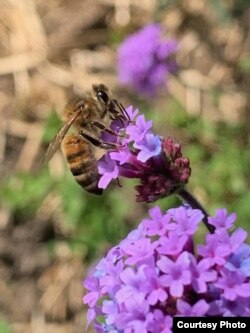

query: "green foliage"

left=157, top=0, right=176, bottom=11
left=108, top=28, right=127, bottom=47
left=0, top=321, right=11, bottom=333
left=210, top=0, right=232, bottom=23
left=164, top=101, right=250, bottom=232
left=239, top=56, right=250, bottom=73
left=0, top=170, right=53, bottom=217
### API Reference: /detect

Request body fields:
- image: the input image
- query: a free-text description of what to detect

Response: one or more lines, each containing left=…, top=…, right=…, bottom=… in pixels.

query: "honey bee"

left=44, top=84, right=127, bottom=194
left=93, top=83, right=129, bottom=121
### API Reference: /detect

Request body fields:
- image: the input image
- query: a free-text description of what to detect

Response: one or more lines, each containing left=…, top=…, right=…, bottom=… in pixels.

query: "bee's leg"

left=109, top=114, right=126, bottom=127
left=91, top=120, right=126, bottom=139
left=79, top=132, right=120, bottom=150
left=113, top=100, right=131, bottom=121
left=107, top=100, right=127, bottom=122
left=90, top=119, right=119, bottom=136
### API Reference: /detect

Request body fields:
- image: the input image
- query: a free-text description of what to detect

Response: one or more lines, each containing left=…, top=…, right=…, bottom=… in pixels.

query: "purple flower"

left=110, top=147, right=131, bottom=165
left=208, top=208, right=236, bottom=230
left=102, top=301, right=118, bottom=325
left=198, top=227, right=247, bottom=268
left=157, top=232, right=188, bottom=256
left=98, top=154, right=119, bottom=189
left=226, top=244, right=250, bottom=277
left=198, top=232, right=232, bottom=266
left=142, top=206, right=171, bottom=236
left=157, top=252, right=191, bottom=297
left=142, top=266, right=168, bottom=305
left=189, top=256, right=217, bottom=293
left=214, top=269, right=250, bottom=301
left=115, top=294, right=152, bottom=333
left=117, top=24, right=178, bottom=96
left=208, top=297, right=250, bottom=317
left=215, top=228, right=247, bottom=255
left=115, top=266, right=148, bottom=303
left=134, top=133, right=162, bottom=162
left=168, top=206, right=203, bottom=235
left=83, top=206, right=250, bottom=332
left=83, top=276, right=100, bottom=307
left=126, top=114, right=153, bottom=143
left=149, top=310, right=173, bottom=333
left=121, top=238, right=158, bottom=266
left=125, top=105, right=139, bottom=121
left=176, top=299, right=209, bottom=316
left=99, top=259, right=124, bottom=295
left=97, top=104, right=191, bottom=202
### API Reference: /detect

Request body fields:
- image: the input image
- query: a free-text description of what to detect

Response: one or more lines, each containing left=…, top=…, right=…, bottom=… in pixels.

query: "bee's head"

left=93, top=84, right=109, bottom=105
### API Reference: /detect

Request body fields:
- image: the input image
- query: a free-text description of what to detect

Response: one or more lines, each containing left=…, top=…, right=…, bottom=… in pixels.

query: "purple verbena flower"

left=142, top=206, right=171, bottom=236
left=168, top=205, right=204, bottom=235
left=121, top=238, right=158, bottom=266
left=115, top=294, right=152, bottom=333
left=99, top=258, right=124, bottom=295
left=208, top=208, right=236, bottom=230
left=215, top=228, right=247, bottom=256
left=134, top=133, right=162, bottom=162
left=83, top=206, right=250, bottom=332
left=156, top=232, right=188, bottom=256
left=214, top=269, right=250, bottom=301
left=102, top=300, right=118, bottom=325
left=126, top=114, right=153, bottom=143
left=149, top=310, right=173, bottom=333
left=226, top=244, right=250, bottom=277
left=209, top=297, right=250, bottom=317
left=227, top=298, right=250, bottom=316
left=83, top=275, right=101, bottom=308
left=189, top=256, right=217, bottom=293
left=176, top=299, right=209, bottom=316
left=142, top=266, right=168, bottom=305
left=115, top=266, right=148, bottom=303
left=157, top=252, right=191, bottom=297
left=98, top=154, right=119, bottom=189
left=117, top=24, right=178, bottom=96
left=97, top=105, right=191, bottom=203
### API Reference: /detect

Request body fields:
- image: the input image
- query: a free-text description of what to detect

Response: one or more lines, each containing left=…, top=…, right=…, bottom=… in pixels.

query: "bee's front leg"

left=79, top=132, right=120, bottom=150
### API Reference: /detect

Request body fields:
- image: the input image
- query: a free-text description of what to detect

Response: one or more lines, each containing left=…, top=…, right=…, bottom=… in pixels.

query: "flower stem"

left=177, top=188, right=215, bottom=234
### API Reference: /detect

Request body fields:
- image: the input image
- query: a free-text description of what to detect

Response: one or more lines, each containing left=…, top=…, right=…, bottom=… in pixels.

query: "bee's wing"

left=43, top=109, right=81, bottom=163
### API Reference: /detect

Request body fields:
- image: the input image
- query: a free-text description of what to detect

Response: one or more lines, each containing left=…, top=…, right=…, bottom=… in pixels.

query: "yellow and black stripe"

left=61, top=134, right=102, bottom=195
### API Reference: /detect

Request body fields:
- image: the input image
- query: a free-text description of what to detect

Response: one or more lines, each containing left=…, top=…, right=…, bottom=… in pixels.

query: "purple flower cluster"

left=98, top=105, right=191, bottom=202
left=117, top=24, right=178, bottom=96
left=83, top=206, right=250, bottom=332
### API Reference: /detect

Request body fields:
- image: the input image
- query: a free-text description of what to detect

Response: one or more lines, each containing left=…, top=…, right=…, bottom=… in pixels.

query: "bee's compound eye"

left=97, top=90, right=109, bottom=104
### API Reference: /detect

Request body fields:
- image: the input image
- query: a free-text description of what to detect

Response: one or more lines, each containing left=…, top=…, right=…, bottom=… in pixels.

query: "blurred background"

left=0, top=0, right=249, bottom=332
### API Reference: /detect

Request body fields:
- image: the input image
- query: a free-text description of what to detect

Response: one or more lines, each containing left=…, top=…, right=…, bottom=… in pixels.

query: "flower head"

left=117, top=24, right=178, bottom=96
left=83, top=206, right=250, bottom=332
left=98, top=106, right=191, bottom=203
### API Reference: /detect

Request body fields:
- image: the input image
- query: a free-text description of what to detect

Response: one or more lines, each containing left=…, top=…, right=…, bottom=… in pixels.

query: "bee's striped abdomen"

left=61, top=134, right=102, bottom=195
